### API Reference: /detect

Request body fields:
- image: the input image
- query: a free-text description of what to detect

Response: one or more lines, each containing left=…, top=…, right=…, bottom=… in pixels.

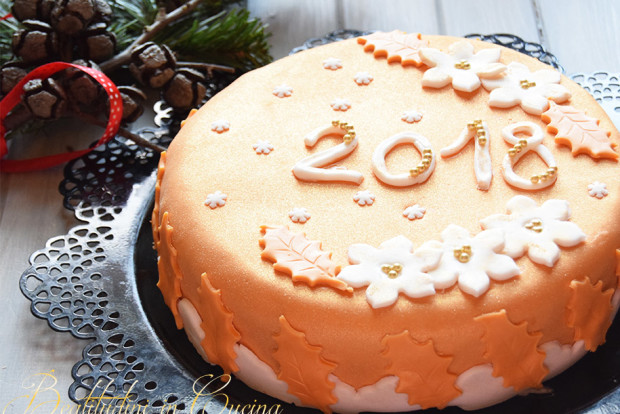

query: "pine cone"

left=22, top=78, right=67, bottom=119
left=0, top=61, right=28, bottom=95
left=163, top=68, right=207, bottom=110
left=78, top=23, right=116, bottom=62
left=128, top=42, right=176, bottom=89
left=12, top=19, right=58, bottom=63
left=50, top=0, right=96, bottom=35
left=11, top=0, right=54, bottom=23
left=64, top=59, right=104, bottom=110
left=91, top=0, right=112, bottom=24
left=118, top=85, right=147, bottom=123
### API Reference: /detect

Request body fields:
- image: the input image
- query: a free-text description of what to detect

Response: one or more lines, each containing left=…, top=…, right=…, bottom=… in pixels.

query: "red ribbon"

left=0, top=62, right=123, bottom=173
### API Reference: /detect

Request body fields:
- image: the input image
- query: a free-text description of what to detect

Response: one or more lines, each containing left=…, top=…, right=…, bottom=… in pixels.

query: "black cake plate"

left=19, top=33, right=620, bottom=414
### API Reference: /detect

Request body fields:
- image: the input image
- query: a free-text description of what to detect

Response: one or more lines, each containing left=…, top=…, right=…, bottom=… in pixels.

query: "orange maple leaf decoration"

left=197, top=272, right=241, bottom=373
left=541, top=101, right=619, bottom=160
left=475, top=309, right=548, bottom=391
left=273, top=315, right=338, bottom=413
left=616, top=249, right=620, bottom=289
left=181, top=108, right=198, bottom=128
left=381, top=331, right=461, bottom=409
left=566, top=277, right=614, bottom=352
left=152, top=151, right=167, bottom=246
left=156, top=211, right=184, bottom=329
left=357, top=30, right=429, bottom=67
left=259, top=226, right=352, bottom=293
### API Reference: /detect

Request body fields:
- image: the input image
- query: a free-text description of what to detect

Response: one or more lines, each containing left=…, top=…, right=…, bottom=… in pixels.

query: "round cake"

left=152, top=32, right=620, bottom=412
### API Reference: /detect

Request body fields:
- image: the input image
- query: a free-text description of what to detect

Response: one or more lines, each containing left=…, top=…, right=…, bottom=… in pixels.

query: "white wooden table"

left=1, top=0, right=619, bottom=411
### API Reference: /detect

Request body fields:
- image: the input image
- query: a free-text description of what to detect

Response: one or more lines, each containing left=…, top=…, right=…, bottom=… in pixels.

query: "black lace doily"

left=19, top=32, right=619, bottom=414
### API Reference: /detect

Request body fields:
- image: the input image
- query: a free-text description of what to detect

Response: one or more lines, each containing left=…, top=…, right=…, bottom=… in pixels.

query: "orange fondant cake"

left=153, top=32, right=620, bottom=412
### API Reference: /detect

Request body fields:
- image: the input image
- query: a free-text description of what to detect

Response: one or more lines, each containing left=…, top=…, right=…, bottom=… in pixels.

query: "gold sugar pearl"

left=531, top=175, right=541, bottom=184
left=382, top=263, right=403, bottom=279
left=518, top=139, right=528, bottom=146
left=455, top=60, right=471, bottom=70
left=478, top=137, right=487, bottom=145
left=410, top=169, right=420, bottom=177
left=508, top=148, right=517, bottom=157
left=392, top=263, right=403, bottom=272
left=332, top=120, right=340, bottom=127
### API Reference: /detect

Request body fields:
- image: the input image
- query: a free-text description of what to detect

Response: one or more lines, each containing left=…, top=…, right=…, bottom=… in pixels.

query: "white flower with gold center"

left=403, top=204, right=425, bottom=220
left=429, top=224, right=520, bottom=297
left=288, top=207, right=311, bottom=223
left=331, top=98, right=351, bottom=111
left=253, top=140, right=274, bottom=154
left=353, top=190, right=375, bottom=206
left=480, top=195, right=586, bottom=267
left=482, top=62, right=571, bottom=115
left=354, top=72, right=373, bottom=85
left=272, top=84, right=293, bottom=98
left=587, top=181, right=608, bottom=199
left=323, top=57, right=343, bottom=70
left=204, top=191, right=227, bottom=209
left=337, top=236, right=443, bottom=308
left=211, top=120, right=230, bottom=133
left=418, top=41, right=506, bottom=93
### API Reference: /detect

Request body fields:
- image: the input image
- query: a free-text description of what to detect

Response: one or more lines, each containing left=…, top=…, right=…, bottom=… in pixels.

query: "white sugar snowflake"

left=403, top=204, right=426, bottom=220
left=429, top=225, right=520, bottom=297
left=480, top=195, right=586, bottom=267
left=588, top=181, right=608, bottom=199
left=354, top=72, right=373, bottom=85
left=337, top=236, right=443, bottom=308
left=204, top=190, right=227, bottom=209
left=288, top=207, right=311, bottom=223
left=330, top=98, right=351, bottom=111
left=418, top=40, right=506, bottom=93
left=272, top=84, right=293, bottom=98
left=253, top=140, right=274, bottom=154
left=482, top=62, right=571, bottom=115
left=353, top=190, right=375, bottom=206
left=401, top=110, right=423, bottom=123
left=211, top=120, right=230, bottom=133
left=323, top=57, right=342, bottom=70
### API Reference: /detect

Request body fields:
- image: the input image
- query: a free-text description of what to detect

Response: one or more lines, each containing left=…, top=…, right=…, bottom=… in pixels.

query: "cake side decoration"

left=541, top=101, right=619, bottom=160
left=381, top=331, right=461, bottom=409
left=273, top=84, right=293, bottom=98
left=288, top=207, right=311, bottom=224
left=357, top=30, right=428, bottom=67
left=353, top=189, right=375, bottom=206
left=440, top=119, right=492, bottom=190
left=418, top=41, right=506, bottom=93
left=273, top=316, right=338, bottom=413
left=204, top=190, right=227, bottom=209
left=482, top=62, right=571, bottom=114
left=401, top=109, right=423, bottom=123
left=353, top=72, right=373, bottom=85
left=566, top=277, right=614, bottom=352
left=259, top=226, right=351, bottom=293
left=253, top=140, right=274, bottom=155
left=475, top=309, right=548, bottom=391
left=211, top=119, right=230, bottom=133
left=480, top=196, right=586, bottom=267
left=292, top=122, right=363, bottom=184
left=156, top=212, right=184, bottom=329
left=372, top=133, right=435, bottom=186
left=403, top=204, right=426, bottom=220
left=336, top=235, right=443, bottom=308
left=152, top=151, right=166, bottom=246
left=429, top=225, right=520, bottom=297
left=500, top=122, right=558, bottom=190
left=197, top=272, right=241, bottom=374
left=587, top=181, right=609, bottom=198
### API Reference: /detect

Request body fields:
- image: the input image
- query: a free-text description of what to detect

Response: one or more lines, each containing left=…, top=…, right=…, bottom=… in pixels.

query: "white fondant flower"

left=331, top=98, right=351, bottom=111
left=323, top=57, right=342, bottom=70
left=211, top=120, right=230, bottom=133
left=204, top=190, right=227, bottom=209
left=482, top=62, right=571, bottom=115
left=403, top=204, right=425, bottom=220
left=253, top=140, right=274, bottom=154
left=419, top=41, right=506, bottom=93
left=401, top=110, right=423, bottom=123
left=288, top=207, right=311, bottom=223
left=272, top=84, right=293, bottom=98
left=587, top=181, right=608, bottom=199
left=337, top=236, right=443, bottom=308
left=354, top=72, right=373, bottom=85
left=353, top=190, right=375, bottom=206
left=480, top=195, right=586, bottom=267
left=429, top=225, right=520, bottom=297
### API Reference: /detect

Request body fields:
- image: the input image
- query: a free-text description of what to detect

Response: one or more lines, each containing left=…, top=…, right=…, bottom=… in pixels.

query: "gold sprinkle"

left=531, top=175, right=540, bottom=183
left=381, top=264, right=392, bottom=273
left=332, top=120, right=340, bottom=127
left=478, top=137, right=487, bottom=145
left=518, top=139, right=528, bottom=146
left=421, top=159, right=431, bottom=167
left=388, top=270, right=399, bottom=279
left=410, top=169, right=419, bottom=177
left=458, top=252, right=471, bottom=263
left=508, top=148, right=517, bottom=157
left=467, top=122, right=476, bottom=129
left=454, top=60, right=471, bottom=70
left=462, top=245, right=472, bottom=253
left=393, top=263, right=403, bottom=272
left=423, top=149, right=432, bottom=155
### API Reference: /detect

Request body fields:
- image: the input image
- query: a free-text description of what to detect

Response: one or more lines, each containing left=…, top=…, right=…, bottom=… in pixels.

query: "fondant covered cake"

left=152, top=32, right=620, bottom=412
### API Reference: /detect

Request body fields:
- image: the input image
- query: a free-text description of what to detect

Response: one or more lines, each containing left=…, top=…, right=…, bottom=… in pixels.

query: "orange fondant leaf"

left=198, top=272, right=241, bottom=373
left=181, top=108, right=198, bottom=128
left=381, top=331, right=461, bottom=409
left=357, top=30, right=429, bottom=67
left=616, top=249, right=620, bottom=289
left=273, top=316, right=337, bottom=413
left=259, top=226, right=352, bottom=293
left=541, top=101, right=618, bottom=160
left=156, top=211, right=184, bottom=329
left=152, top=151, right=167, bottom=246
left=566, top=277, right=614, bottom=351
left=475, top=309, right=548, bottom=391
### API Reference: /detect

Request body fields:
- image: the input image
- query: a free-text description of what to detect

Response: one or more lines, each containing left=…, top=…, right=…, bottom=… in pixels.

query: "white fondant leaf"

left=489, top=87, right=520, bottom=108
left=449, top=40, right=475, bottom=59
left=413, top=240, right=443, bottom=271
left=534, top=69, right=561, bottom=84
left=380, top=235, right=415, bottom=252
left=441, top=224, right=471, bottom=244
left=430, top=264, right=459, bottom=289
left=473, top=48, right=502, bottom=65
left=452, top=70, right=481, bottom=93
left=458, top=270, right=490, bottom=297
left=474, top=228, right=505, bottom=252
left=477, top=62, right=506, bottom=78
left=540, top=199, right=571, bottom=220
left=548, top=221, right=587, bottom=247
left=544, top=83, right=571, bottom=102
left=422, top=67, right=451, bottom=88
left=520, top=92, right=550, bottom=115
left=485, top=254, right=520, bottom=281
left=367, top=282, right=400, bottom=308
left=528, top=240, right=561, bottom=267
left=348, top=243, right=380, bottom=264
left=506, top=195, right=538, bottom=214
left=336, top=265, right=369, bottom=287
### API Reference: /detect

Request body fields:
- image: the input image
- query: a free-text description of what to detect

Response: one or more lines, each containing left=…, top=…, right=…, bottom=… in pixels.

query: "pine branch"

left=0, top=0, right=18, bottom=62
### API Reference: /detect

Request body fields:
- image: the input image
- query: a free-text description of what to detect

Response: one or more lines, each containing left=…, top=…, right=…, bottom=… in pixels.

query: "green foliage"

left=0, top=0, right=18, bottom=62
